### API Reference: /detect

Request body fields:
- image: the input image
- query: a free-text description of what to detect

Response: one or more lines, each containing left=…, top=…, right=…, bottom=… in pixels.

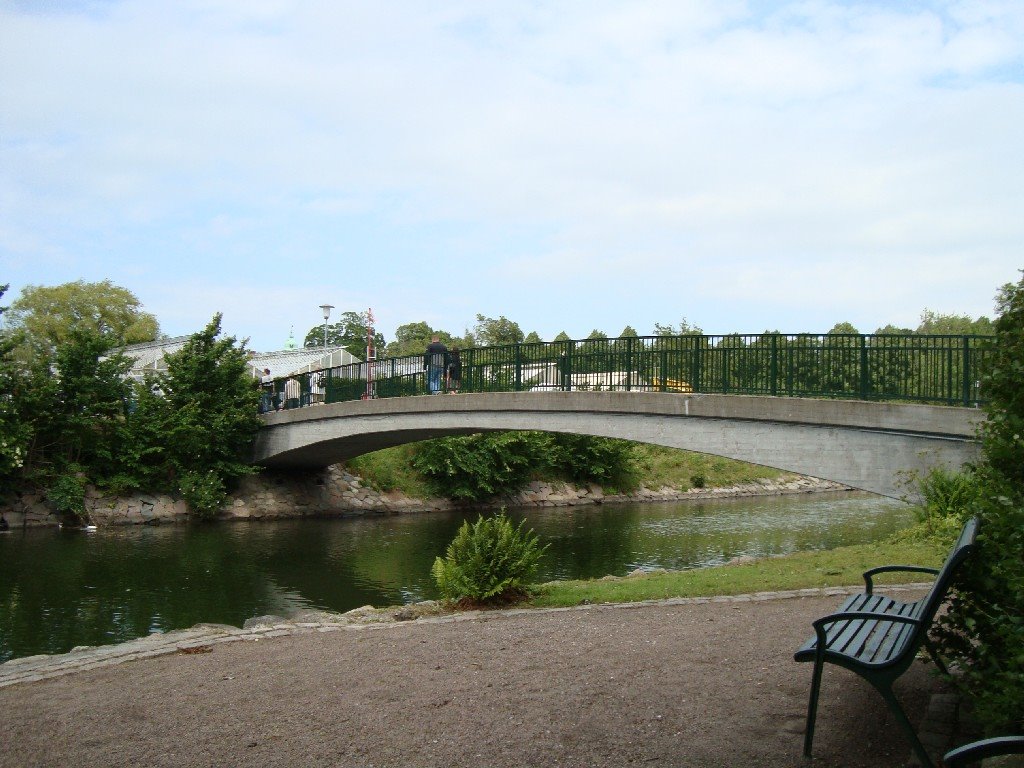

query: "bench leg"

left=874, top=681, right=935, bottom=768
left=803, top=656, right=825, bottom=757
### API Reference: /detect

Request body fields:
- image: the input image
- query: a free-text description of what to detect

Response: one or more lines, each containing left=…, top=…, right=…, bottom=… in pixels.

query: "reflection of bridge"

left=255, top=392, right=983, bottom=500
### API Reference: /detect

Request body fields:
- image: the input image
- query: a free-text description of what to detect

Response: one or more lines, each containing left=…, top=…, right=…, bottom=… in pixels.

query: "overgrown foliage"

left=0, top=285, right=31, bottom=498
left=412, top=432, right=547, bottom=501
left=0, top=299, right=261, bottom=521
left=930, top=273, right=1024, bottom=734
left=904, top=466, right=984, bottom=543
left=116, top=314, right=262, bottom=517
left=410, top=431, right=640, bottom=502
left=431, top=512, right=547, bottom=604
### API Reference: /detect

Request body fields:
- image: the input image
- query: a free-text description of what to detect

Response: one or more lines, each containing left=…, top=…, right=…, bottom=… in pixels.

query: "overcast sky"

left=2, top=0, right=1021, bottom=351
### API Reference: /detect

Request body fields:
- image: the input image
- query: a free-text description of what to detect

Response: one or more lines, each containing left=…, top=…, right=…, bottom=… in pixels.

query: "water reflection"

left=0, top=491, right=910, bottom=662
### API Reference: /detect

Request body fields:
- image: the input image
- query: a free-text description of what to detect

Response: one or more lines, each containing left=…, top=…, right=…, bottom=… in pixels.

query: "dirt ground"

left=0, top=594, right=944, bottom=768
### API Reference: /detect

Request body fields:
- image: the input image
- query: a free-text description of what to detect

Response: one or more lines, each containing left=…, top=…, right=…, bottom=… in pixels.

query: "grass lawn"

left=527, top=537, right=944, bottom=608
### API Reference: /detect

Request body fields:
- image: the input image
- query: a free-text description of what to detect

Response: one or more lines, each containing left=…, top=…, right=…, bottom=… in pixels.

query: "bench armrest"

left=944, top=736, right=1024, bottom=767
left=863, top=565, right=940, bottom=593
left=811, top=611, right=921, bottom=650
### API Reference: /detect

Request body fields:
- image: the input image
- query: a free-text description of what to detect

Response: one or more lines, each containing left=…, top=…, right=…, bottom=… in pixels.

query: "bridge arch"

left=254, top=392, right=982, bottom=501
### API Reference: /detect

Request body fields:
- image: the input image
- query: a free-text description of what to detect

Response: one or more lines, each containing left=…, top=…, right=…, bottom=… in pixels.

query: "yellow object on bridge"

left=655, top=378, right=693, bottom=393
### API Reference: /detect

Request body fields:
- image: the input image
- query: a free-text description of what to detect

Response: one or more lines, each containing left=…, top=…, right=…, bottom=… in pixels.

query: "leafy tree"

left=411, top=431, right=641, bottom=502
left=303, top=310, right=384, bottom=360
left=827, top=321, right=859, bottom=335
left=412, top=432, right=546, bottom=502
left=548, top=434, right=639, bottom=490
left=916, top=309, right=994, bottom=335
left=0, top=285, right=32, bottom=498
left=32, top=328, right=133, bottom=475
left=874, top=323, right=913, bottom=335
left=553, top=331, right=571, bottom=342
left=619, top=326, right=639, bottom=338
left=653, top=318, right=703, bottom=336
left=120, top=314, right=262, bottom=518
left=0, top=315, right=134, bottom=515
left=472, top=314, right=524, bottom=347
left=384, top=322, right=460, bottom=358
left=932, top=274, right=1024, bottom=733
left=6, top=280, right=158, bottom=361
left=524, top=331, right=543, bottom=344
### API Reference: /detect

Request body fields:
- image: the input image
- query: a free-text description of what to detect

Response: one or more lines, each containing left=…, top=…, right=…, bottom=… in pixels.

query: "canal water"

left=0, top=491, right=911, bottom=663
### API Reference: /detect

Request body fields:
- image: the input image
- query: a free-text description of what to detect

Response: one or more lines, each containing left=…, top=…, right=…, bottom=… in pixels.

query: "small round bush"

left=431, top=513, right=547, bottom=605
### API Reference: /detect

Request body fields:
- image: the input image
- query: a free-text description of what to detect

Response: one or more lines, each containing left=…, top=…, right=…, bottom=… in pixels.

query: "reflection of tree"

left=508, top=506, right=640, bottom=581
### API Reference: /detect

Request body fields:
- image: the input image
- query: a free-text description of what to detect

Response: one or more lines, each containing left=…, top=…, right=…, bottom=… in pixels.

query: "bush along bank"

left=0, top=465, right=849, bottom=528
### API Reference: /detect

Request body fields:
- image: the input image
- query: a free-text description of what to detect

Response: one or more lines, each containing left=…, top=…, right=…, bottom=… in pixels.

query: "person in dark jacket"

left=446, top=347, right=462, bottom=393
left=423, top=335, right=448, bottom=394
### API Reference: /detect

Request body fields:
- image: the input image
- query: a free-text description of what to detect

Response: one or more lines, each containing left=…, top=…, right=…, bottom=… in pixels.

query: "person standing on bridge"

left=446, top=347, right=462, bottom=394
left=423, top=335, right=448, bottom=394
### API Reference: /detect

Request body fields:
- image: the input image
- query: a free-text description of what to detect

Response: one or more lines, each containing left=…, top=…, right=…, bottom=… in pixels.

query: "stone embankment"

left=0, top=467, right=849, bottom=529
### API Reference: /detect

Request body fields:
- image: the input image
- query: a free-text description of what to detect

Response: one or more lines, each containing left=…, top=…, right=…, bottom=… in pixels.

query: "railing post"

left=625, top=336, right=633, bottom=391
left=692, top=337, right=701, bottom=393
left=722, top=347, right=730, bottom=394
left=961, top=336, right=971, bottom=407
left=770, top=334, right=778, bottom=397
left=859, top=335, right=869, bottom=400
left=947, top=342, right=955, bottom=406
left=514, top=342, right=522, bottom=391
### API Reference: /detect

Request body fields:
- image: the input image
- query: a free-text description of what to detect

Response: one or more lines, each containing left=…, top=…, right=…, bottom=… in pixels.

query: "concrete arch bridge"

left=254, top=392, right=983, bottom=501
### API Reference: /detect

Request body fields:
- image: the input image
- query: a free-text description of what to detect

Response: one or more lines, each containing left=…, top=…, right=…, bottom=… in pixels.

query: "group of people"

left=258, top=335, right=460, bottom=412
left=258, top=368, right=302, bottom=413
left=423, top=335, right=461, bottom=394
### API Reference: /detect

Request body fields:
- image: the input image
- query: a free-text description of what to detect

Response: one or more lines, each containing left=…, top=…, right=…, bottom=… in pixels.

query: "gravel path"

left=0, top=590, right=945, bottom=768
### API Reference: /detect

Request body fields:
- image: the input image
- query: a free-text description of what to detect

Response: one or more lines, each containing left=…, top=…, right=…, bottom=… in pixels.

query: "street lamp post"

left=319, top=304, right=334, bottom=349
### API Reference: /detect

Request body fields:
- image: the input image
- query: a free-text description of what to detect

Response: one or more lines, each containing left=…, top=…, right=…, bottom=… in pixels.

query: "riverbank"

left=0, top=466, right=849, bottom=528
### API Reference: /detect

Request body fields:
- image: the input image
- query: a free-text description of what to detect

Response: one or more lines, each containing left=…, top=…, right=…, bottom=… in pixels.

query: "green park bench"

left=944, top=735, right=1024, bottom=767
left=794, top=516, right=979, bottom=768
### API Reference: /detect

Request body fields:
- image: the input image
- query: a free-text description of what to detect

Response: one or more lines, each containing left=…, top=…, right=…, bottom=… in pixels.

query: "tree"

left=524, top=331, right=543, bottom=344
left=121, top=314, right=262, bottom=519
left=916, top=309, right=994, bottom=335
left=619, top=326, right=639, bottom=338
left=472, top=314, right=524, bottom=347
left=7, top=280, right=158, bottom=360
left=303, top=310, right=384, bottom=361
left=873, top=323, right=913, bottom=335
left=0, top=285, right=32, bottom=498
left=384, top=322, right=459, bottom=358
left=36, top=329, right=133, bottom=473
left=827, top=322, right=859, bottom=335
left=553, top=331, right=571, bottom=342
left=653, top=318, right=703, bottom=336
left=932, top=274, right=1024, bottom=732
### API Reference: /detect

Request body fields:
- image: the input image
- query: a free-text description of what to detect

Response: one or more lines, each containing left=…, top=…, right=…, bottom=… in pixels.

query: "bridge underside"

left=254, top=393, right=983, bottom=501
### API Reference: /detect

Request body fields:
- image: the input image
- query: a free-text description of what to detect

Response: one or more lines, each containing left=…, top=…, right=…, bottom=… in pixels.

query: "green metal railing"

left=263, top=332, right=993, bottom=412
